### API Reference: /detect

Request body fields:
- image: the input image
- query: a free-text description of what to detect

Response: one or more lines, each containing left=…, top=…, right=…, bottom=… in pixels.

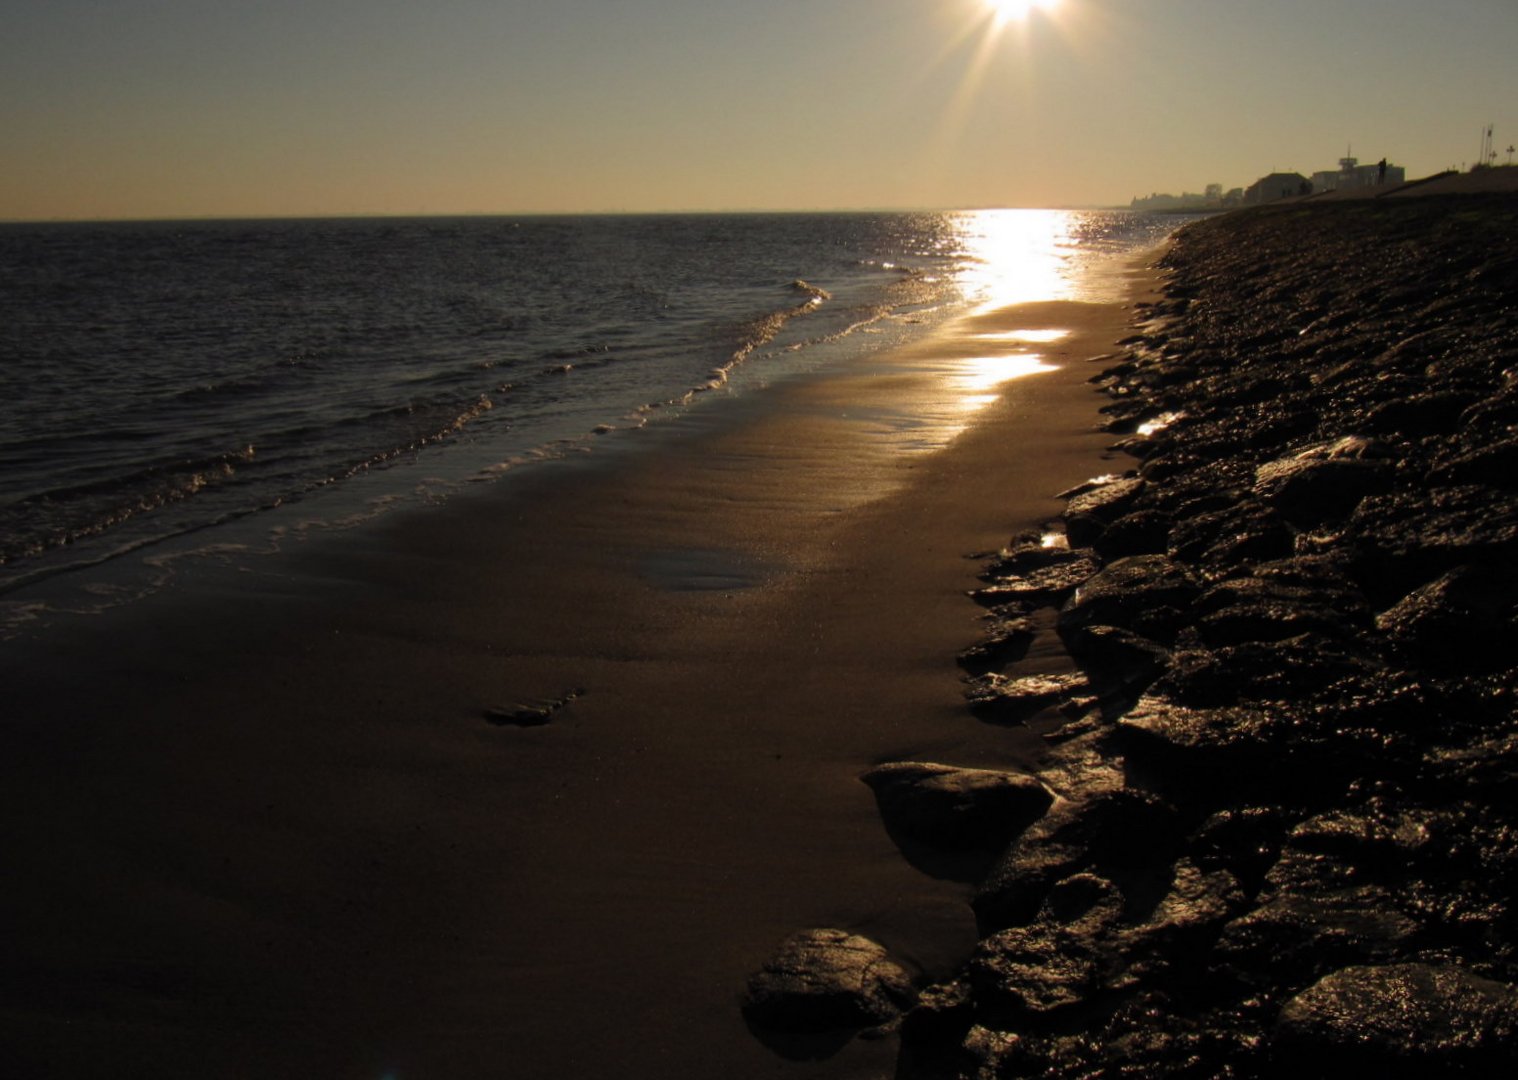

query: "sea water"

left=0, top=210, right=1185, bottom=621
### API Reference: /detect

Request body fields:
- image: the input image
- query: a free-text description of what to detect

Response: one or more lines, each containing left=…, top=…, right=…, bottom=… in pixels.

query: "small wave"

left=789, top=279, right=832, bottom=303
left=0, top=444, right=257, bottom=568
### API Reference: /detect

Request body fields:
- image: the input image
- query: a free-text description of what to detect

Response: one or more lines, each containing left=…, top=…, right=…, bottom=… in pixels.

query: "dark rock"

left=982, top=529, right=1077, bottom=576
left=1124, top=858, right=1246, bottom=954
left=1362, top=391, right=1475, bottom=437
left=897, top=980, right=977, bottom=1070
left=909, top=205, right=1518, bottom=1078
left=1041, top=871, right=1126, bottom=929
left=1275, top=963, right=1518, bottom=1074
left=1215, top=883, right=1422, bottom=985
left=1346, top=485, right=1518, bottom=601
left=1188, top=807, right=1287, bottom=894
left=956, top=615, right=1037, bottom=674
left=1253, top=444, right=1396, bottom=526
left=970, top=556, right=1100, bottom=610
left=1422, top=724, right=1518, bottom=799
left=1460, top=384, right=1518, bottom=436
left=1029, top=729, right=1127, bottom=800
left=967, top=918, right=1114, bottom=1022
left=482, top=688, right=582, bottom=726
left=1167, top=500, right=1297, bottom=573
left=1063, top=477, right=1146, bottom=547
left=1152, top=637, right=1383, bottom=707
left=1092, top=508, right=1173, bottom=559
left=967, top=937, right=1103, bottom=1024
left=742, top=929, right=914, bottom=1032
left=1190, top=571, right=1373, bottom=647
left=1117, top=697, right=1284, bottom=799
left=1284, top=806, right=1442, bottom=876
left=1430, top=435, right=1518, bottom=489
left=1062, top=625, right=1171, bottom=694
left=860, top=762, right=1053, bottom=850
left=964, top=672, right=1089, bottom=723
left=1057, top=555, right=1201, bottom=647
left=973, top=787, right=1181, bottom=933
left=1375, top=565, right=1518, bottom=672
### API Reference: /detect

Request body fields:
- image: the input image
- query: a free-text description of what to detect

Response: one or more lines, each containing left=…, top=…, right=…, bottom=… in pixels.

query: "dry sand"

left=0, top=259, right=1160, bottom=1078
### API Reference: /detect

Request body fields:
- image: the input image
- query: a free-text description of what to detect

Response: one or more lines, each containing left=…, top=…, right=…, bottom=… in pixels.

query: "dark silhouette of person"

left=1378, top=158, right=1388, bottom=184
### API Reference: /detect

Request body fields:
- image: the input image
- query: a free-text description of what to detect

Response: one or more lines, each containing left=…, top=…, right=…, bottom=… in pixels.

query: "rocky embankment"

left=745, top=195, right=1518, bottom=1077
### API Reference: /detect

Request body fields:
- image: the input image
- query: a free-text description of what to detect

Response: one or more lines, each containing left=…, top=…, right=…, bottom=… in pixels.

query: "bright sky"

left=3, top=0, right=1515, bottom=220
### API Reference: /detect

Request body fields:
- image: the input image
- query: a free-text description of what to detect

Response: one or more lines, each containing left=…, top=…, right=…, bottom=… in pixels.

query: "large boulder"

left=742, top=929, right=914, bottom=1032
left=1063, top=476, right=1146, bottom=548
left=1346, top=485, right=1518, bottom=602
left=1375, top=565, right=1518, bottom=672
left=861, top=762, right=1052, bottom=849
left=1274, top=964, right=1518, bottom=1075
left=973, top=787, right=1180, bottom=933
left=1253, top=441, right=1396, bottom=527
left=1057, top=554, right=1201, bottom=647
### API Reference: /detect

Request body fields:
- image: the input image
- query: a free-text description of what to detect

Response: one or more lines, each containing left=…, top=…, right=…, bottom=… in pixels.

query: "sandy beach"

left=0, top=258, right=1158, bottom=1076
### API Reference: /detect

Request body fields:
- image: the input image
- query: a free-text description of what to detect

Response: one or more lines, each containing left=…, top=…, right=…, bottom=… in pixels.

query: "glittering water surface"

left=0, top=210, right=1185, bottom=596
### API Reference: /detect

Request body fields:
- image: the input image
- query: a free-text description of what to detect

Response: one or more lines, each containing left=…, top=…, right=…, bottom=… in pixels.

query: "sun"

left=986, top=0, right=1060, bottom=25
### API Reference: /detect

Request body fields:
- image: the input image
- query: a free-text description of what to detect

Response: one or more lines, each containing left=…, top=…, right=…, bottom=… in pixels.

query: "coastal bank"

left=804, top=194, right=1518, bottom=1078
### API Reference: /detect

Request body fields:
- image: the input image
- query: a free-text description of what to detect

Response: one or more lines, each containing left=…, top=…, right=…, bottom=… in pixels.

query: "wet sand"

left=0, top=265, right=1158, bottom=1077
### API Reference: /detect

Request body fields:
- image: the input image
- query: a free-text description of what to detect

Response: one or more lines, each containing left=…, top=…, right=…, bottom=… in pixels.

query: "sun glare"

left=987, top=0, right=1061, bottom=26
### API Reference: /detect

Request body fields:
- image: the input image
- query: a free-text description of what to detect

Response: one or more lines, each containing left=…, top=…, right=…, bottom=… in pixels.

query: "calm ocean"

left=0, top=210, right=1182, bottom=615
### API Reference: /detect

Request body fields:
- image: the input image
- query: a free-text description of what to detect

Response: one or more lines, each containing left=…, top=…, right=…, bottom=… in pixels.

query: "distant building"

left=1128, top=183, right=1229, bottom=212
left=1311, top=154, right=1406, bottom=193
left=1244, top=172, right=1311, bottom=205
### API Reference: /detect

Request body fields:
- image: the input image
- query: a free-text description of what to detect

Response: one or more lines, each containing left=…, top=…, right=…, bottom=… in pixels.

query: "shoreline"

left=0, top=252, right=1161, bottom=1076
left=885, top=194, right=1518, bottom=1079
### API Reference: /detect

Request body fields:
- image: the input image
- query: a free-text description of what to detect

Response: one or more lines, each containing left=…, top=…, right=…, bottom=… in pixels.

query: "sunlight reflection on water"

left=958, top=353, right=1057, bottom=393
left=953, top=209, right=1078, bottom=311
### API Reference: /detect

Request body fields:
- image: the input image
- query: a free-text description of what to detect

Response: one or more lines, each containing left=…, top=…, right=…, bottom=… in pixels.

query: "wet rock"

left=916, top=204, right=1518, bottom=1078
left=1152, top=637, right=1383, bottom=707
left=969, top=877, right=1128, bottom=1024
left=482, top=688, right=582, bottom=726
left=1188, top=807, right=1287, bottom=893
left=1092, top=508, right=1173, bottom=560
left=982, top=529, right=1076, bottom=576
left=742, top=929, right=914, bottom=1032
left=861, top=762, right=1053, bottom=850
left=1167, top=500, right=1296, bottom=572
left=1362, top=390, right=1475, bottom=437
left=1215, top=883, right=1422, bottom=985
left=1062, top=624, right=1170, bottom=694
left=1190, top=571, right=1373, bottom=647
left=897, top=980, right=979, bottom=1077
left=1253, top=445, right=1395, bottom=526
left=1346, top=485, right=1518, bottom=601
left=1063, top=477, right=1145, bottom=547
left=964, top=671, right=1089, bottom=723
left=958, top=1024, right=1026, bottom=1075
left=1422, top=724, right=1518, bottom=799
left=973, top=788, right=1181, bottom=933
left=967, top=920, right=1111, bottom=1021
left=1285, top=806, right=1441, bottom=876
left=1375, top=565, right=1518, bottom=672
left=1127, top=859, right=1245, bottom=951
left=970, top=557, right=1099, bottom=610
left=1429, top=435, right=1518, bottom=489
left=1275, top=963, right=1518, bottom=1074
left=1057, top=554, right=1201, bottom=647
left=1117, top=697, right=1285, bottom=801
left=1460, top=385, right=1518, bottom=437
left=956, top=615, right=1037, bottom=675
left=1041, top=871, right=1126, bottom=929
